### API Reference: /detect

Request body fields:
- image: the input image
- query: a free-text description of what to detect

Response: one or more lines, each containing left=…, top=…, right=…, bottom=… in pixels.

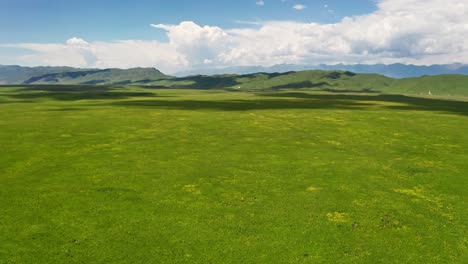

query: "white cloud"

left=66, top=37, right=89, bottom=47
left=11, top=40, right=97, bottom=68
left=293, top=4, right=307, bottom=10
left=7, top=39, right=186, bottom=73
left=150, top=21, right=229, bottom=66
left=3, top=0, right=468, bottom=73
left=256, top=1, right=265, bottom=6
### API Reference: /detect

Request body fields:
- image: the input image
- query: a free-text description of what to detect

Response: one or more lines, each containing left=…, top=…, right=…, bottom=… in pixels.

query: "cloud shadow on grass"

left=108, top=92, right=468, bottom=116
left=1, top=86, right=467, bottom=116
left=0, top=85, right=168, bottom=101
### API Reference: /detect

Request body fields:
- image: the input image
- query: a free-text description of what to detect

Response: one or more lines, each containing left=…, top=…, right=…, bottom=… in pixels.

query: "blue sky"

left=1, top=0, right=375, bottom=43
left=1, top=0, right=467, bottom=73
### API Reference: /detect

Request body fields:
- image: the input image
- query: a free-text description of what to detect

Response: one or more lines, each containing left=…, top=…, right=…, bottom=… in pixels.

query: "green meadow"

left=0, top=86, right=467, bottom=263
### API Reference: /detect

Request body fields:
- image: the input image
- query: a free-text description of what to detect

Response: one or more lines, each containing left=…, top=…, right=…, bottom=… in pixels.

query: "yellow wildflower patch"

left=183, top=184, right=201, bottom=195
left=307, top=186, right=321, bottom=192
left=327, top=212, right=349, bottom=223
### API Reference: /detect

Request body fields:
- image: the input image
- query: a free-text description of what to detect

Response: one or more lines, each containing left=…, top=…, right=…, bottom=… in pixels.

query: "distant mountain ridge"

left=149, top=70, right=468, bottom=96
left=174, top=63, right=468, bottom=78
left=23, top=68, right=169, bottom=85
left=0, top=65, right=94, bottom=85
left=1, top=65, right=468, bottom=97
left=2, top=63, right=468, bottom=85
left=0, top=65, right=169, bottom=85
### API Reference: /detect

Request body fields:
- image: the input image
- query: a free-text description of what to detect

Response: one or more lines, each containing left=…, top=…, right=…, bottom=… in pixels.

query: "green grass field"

left=1, top=86, right=467, bottom=263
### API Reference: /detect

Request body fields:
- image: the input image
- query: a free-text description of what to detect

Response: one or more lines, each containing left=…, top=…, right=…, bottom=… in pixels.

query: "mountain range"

left=174, top=63, right=468, bottom=78
left=2, top=63, right=468, bottom=85
left=0, top=65, right=169, bottom=85
left=1, top=64, right=468, bottom=97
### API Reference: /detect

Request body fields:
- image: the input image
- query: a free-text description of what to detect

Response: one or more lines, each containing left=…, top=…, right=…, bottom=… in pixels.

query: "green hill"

left=143, top=71, right=395, bottom=91
left=144, top=71, right=467, bottom=97
left=386, top=75, right=468, bottom=96
left=2, top=65, right=467, bottom=97
left=23, top=68, right=170, bottom=85
left=0, top=65, right=91, bottom=84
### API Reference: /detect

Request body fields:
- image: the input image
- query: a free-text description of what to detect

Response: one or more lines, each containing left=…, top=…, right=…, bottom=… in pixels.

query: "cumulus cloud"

left=256, top=1, right=265, bottom=6
left=7, top=38, right=186, bottom=73
left=66, top=37, right=90, bottom=46
left=150, top=21, right=229, bottom=66
left=10, top=39, right=97, bottom=68
left=2, top=0, right=468, bottom=73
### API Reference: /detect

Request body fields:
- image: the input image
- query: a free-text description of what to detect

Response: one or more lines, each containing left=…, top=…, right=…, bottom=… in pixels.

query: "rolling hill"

left=142, top=71, right=468, bottom=97
left=174, top=63, right=468, bottom=78
left=1, top=65, right=467, bottom=97
left=23, top=68, right=170, bottom=85
left=0, top=65, right=92, bottom=84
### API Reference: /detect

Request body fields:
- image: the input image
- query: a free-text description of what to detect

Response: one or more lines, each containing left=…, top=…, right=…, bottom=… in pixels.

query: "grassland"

left=0, top=85, right=467, bottom=263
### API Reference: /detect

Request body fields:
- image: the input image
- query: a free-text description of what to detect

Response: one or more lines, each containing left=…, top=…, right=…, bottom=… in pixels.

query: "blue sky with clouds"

left=1, top=0, right=467, bottom=73
left=0, top=0, right=375, bottom=42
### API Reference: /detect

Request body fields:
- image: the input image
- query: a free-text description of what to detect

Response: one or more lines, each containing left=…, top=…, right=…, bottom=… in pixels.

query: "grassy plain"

left=0, top=86, right=467, bottom=263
